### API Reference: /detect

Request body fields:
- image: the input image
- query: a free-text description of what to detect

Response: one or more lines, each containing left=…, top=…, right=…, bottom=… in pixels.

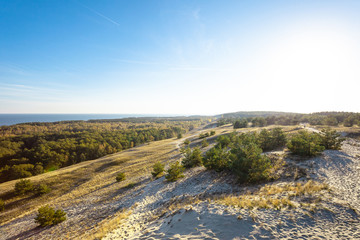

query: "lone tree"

left=35, top=205, right=66, bottom=227
left=14, top=179, right=34, bottom=195
left=182, top=147, right=203, bottom=168
left=165, top=161, right=184, bottom=182
left=116, top=172, right=126, bottom=182
left=152, top=162, right=165, bottom=178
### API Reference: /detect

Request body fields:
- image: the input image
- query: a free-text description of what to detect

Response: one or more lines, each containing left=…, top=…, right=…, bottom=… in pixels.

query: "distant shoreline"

left=0, top=114, right=179, bottom=126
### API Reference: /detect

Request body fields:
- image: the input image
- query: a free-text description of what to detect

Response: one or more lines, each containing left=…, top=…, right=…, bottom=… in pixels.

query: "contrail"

left=79, top=3, right=120, bottom=26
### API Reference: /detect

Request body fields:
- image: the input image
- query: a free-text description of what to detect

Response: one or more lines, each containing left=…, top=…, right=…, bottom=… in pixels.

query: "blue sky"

left=1, top=0, right=360, bottom=114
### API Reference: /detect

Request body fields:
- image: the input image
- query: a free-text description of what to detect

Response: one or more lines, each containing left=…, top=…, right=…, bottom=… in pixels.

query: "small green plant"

left=116, top=172, right=126, bottom=182
left=199, top=132, right=210, bottom=139
left=184, top=139, right=190, bottom=146
left=36, top=183, right=51, bottom=195
left=210, top=130, right=216, bottom=136
left=34, top=205, right=66, bottom=227
left=14, top=179, right=34, bottom=195
left=0, top=199, right=4, bottom=212
left=152, top=162, right=165, bottom=178
left=125, top=182, right=136, bottom=189
left=319, top=128, right=345, bottom=150
left=165, top=161, right=185, bottom=182
left=177, top=133, right=183, bottom=139
left=182, top=147, right=203, bottom=168
left=201, top=139, right=209, bottom=148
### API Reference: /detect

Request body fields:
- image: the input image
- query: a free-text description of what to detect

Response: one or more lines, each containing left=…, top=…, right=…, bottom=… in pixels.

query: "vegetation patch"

left=116, top=172, right=126, bottom=182
left=181, top=147, right=203, bottom=168
left=165, top=161, right=184, bottom=182
left=34, top=205, right=66, bottom=227
left=88, top=209, right=130, bottom=240
left=151, top=162, right=165, bottom=178
left=0, top=199, right=4, bottom=212
left=217, top=181, right=328, bottom=210
left=14, top=179, right=34, bottom=195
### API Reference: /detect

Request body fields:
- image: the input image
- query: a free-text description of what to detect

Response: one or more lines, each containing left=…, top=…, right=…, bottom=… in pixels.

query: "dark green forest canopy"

left=0, top=117, right=207, bottom=183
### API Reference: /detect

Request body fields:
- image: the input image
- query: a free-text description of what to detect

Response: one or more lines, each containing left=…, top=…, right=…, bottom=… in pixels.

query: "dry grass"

left=217, top=181, right=328, bottom=210
left=82, top=209, right=131, bottom=240
left=259, top=180, right=328, bottom=197
left=218, top=195, right=295, bottom=210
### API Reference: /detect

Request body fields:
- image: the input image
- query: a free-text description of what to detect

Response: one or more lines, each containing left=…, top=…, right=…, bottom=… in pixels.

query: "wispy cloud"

left=0, top=63, right=31, bottom=76
left=0, top=83, right=66, bottom=101
left=169, top=67, right=233, bottom=72
left=80, top=3, right=120, bottom=26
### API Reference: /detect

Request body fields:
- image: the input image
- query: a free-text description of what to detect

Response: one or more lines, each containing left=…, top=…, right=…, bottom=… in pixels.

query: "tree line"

left=217, top=112, right=360, bottom=128
left=0, top=119, right=203, bottom=183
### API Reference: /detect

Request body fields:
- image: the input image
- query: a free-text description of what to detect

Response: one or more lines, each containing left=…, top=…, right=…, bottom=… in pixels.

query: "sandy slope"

left=2, top=126, right=360, bottom=240
left=104, top=138, right=360, bottom=240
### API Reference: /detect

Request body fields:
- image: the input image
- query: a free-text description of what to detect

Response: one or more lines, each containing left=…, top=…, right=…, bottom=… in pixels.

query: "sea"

left=0, top=114, right=175, bottom=126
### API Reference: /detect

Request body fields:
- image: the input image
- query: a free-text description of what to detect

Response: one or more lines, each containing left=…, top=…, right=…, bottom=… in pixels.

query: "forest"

left=217, top=112, right=360, bottom=128
left=0, top=117, right=206, bottom=183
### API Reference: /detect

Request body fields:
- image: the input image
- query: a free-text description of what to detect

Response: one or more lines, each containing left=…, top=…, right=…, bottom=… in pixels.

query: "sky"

left=1, top=0, right=360, bottom=115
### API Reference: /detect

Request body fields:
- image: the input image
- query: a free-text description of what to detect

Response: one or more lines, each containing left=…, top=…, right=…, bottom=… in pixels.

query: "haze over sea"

left=0, top=114, right=175, bottom=126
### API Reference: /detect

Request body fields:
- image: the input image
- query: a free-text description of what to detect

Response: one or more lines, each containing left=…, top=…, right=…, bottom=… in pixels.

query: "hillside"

left=1, top=123, right=360, bottom=239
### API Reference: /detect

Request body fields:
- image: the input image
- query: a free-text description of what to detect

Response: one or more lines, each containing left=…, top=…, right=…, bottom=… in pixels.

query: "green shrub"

left=257, top=128, right=287, bottom=151
left=34, top=205, right=66, bottom=227
left=287, top=130, right=325, bottom=156
left=177, top=133, right=183, bottom=139
left=230, top=141, right=271, bottom=183
left=36, top=183, right=51, bottom=195
left=182, top=147, right=203, bottom=168
left=33, top=164, right=44, bottom=175
left=0, top=199, right=4, bottom=212
left=184, top=139, right=190, bottom=146
left=234, top=119, right=248, bottom=129
left=116, top=172, right=126, bottom=182
left=201, top=139, right=209, bottom=148
left=216, top=135, right=231, bottom=148
left=14, top=179, right=34, bottom=195
left=152, top=162, right=165, bottom=178
left=210, top=130, right=216, bottom=136
left=199, top=132, right=210, bottom=139
left=165, top=161, right=184, bottom=182
left=319, top=128, right=345, bottom=150
left=203, top=146, right=230, bottom=171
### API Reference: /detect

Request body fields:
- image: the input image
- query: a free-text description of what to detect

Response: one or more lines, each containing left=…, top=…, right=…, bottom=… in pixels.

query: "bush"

left=257, top=128, right=287, bottom=152
left=319, top=128, right=345, bottom=150
left=34, top=205, right=66, bottom=227
left=184, top=139, right=190, bottom=146
left=182, top=147, right=203, bottom=168
left=36, top=183, right=51, bottom=195
left=234, top=119, right=247, bottom=129
left=0, top=199, right=4, bottom=212
left=230, top=141, right=272, bottom=183
left=165, top=161, right=184, bottom=182
left=116, top=172, right=126, bottom=182
left=199, top=132, right=210, bottom=139
left=287, top=130, right=325, bottom=156
left=216, top=135, right=231, bottom=148
left=203, top=146, right=230, bottom=171
left=177, top=133, right=183, bottom=139
left=14, top=179, right=34, bottom=195
left=201, top=139, right=209, bottom=148
left=210, top=130, right=216, bottom=136
left=152, top=162, right=165, bottom=178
